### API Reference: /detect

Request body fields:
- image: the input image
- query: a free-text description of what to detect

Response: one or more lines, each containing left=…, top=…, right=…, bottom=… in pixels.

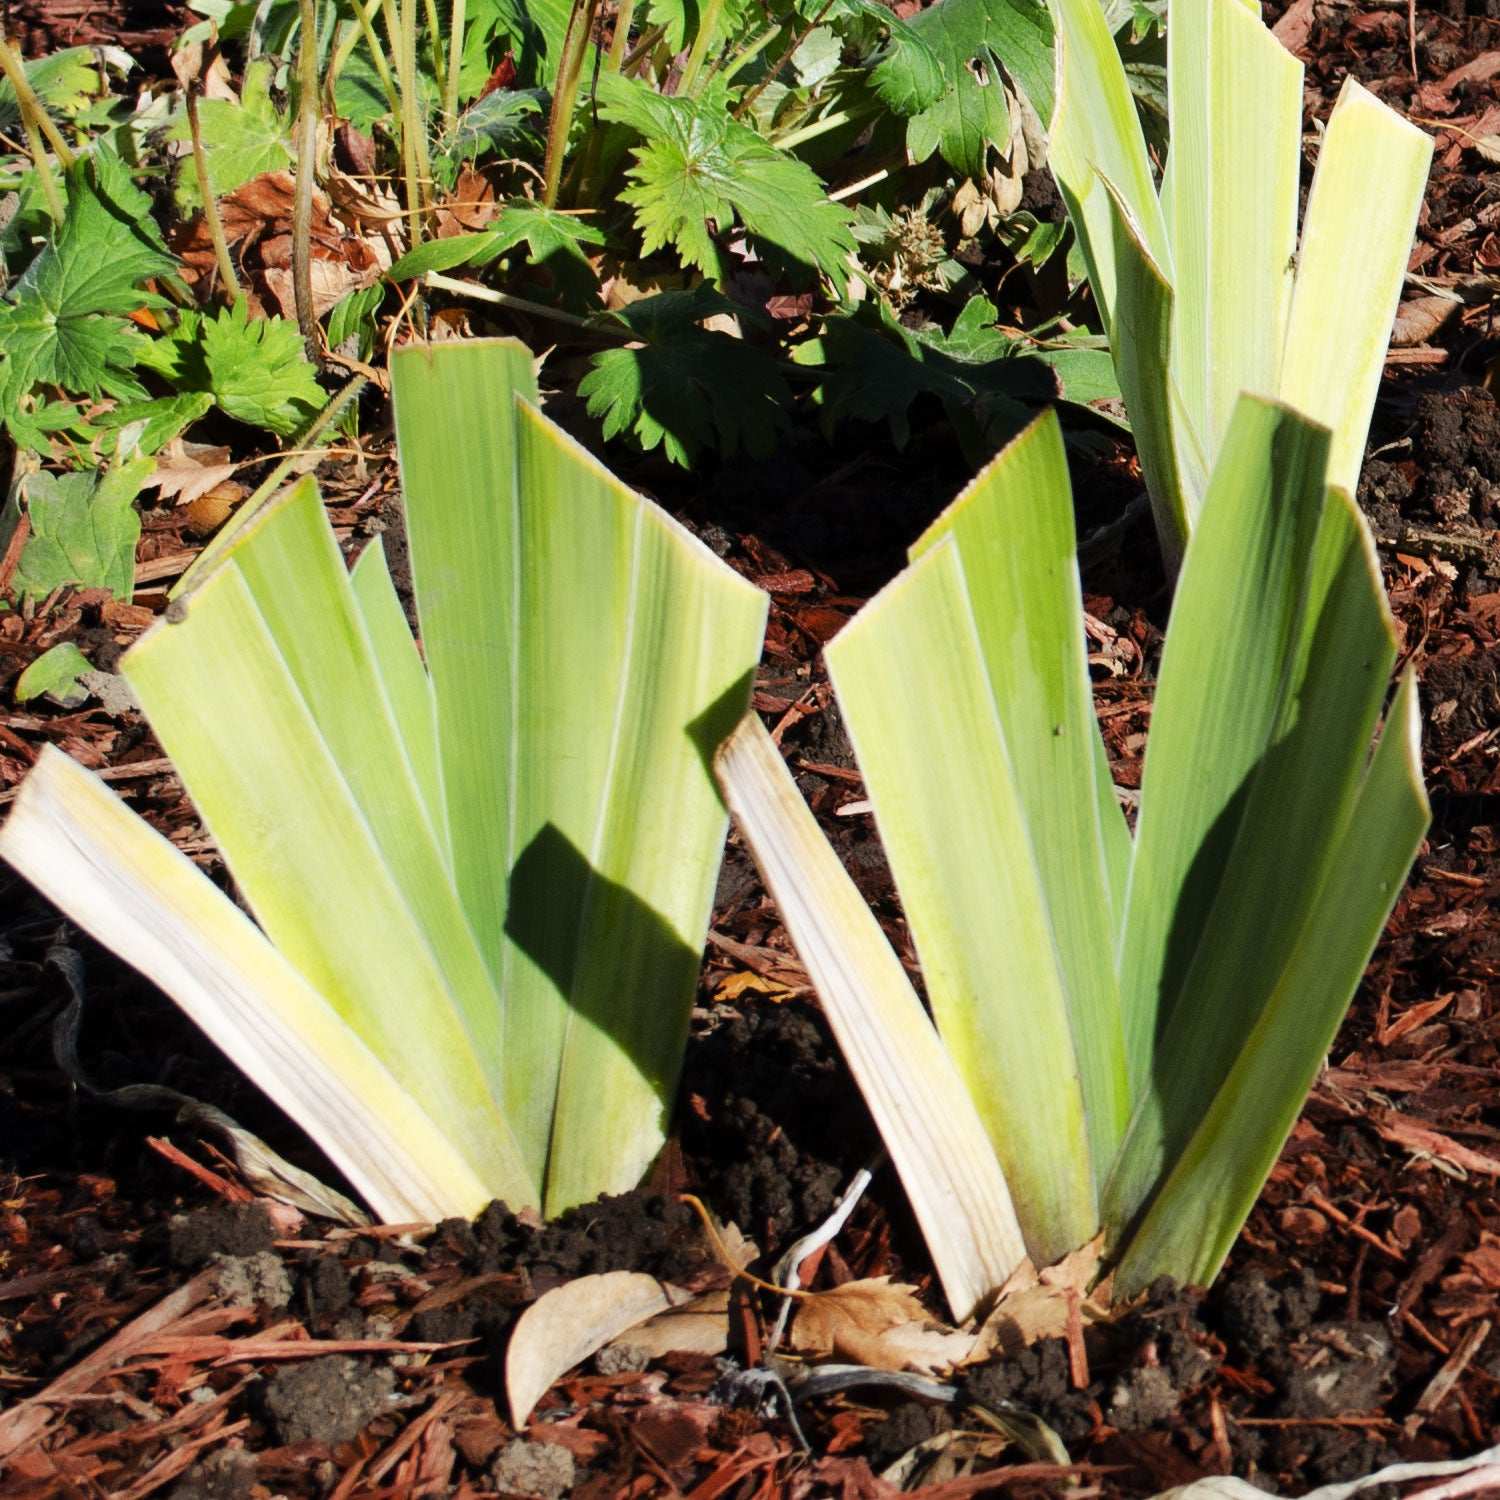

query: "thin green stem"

left=385, top=0, right=431, bottom=244
left=772, top=102, right=870, bottom=152
left=733, top=0, right=834, bottom=120
left=294, top=0, right=321, bottom=361
left=711, top=23, right=778, bottom=91
left=542, top=0, right=601, bottom=208
left=186, top=89, right=244, bottom=304
left=332, top=0, right=402, bottom=118
left=606, top=0, right=636, bottom=71
left=0, top=31, right=76, bottom=171
left=445, top=0, right=468, bottom=118
left=423, top=270, right=609, bottom=331
left=620, top=23, right=666, bottom=74
left=20, top=113, right=63, bottom=222
left=423, top=0, right=447, bottom=101
left=675, top=0, right=725, bottom=96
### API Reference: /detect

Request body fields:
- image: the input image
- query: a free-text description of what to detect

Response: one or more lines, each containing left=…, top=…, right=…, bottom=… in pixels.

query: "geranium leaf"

left=598, top=73, right=855, bottom=290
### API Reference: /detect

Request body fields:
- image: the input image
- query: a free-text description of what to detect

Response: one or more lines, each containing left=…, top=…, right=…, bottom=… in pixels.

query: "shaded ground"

left=1, top=0, right=1499, bottom=1494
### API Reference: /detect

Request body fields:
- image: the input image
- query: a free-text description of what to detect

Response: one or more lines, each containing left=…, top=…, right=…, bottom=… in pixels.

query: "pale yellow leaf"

left=507, top=1271, right=693, bottom=1428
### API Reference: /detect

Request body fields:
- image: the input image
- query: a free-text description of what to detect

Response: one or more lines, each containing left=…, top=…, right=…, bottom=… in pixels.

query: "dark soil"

left=2, top=0, right=1500, bottom=1494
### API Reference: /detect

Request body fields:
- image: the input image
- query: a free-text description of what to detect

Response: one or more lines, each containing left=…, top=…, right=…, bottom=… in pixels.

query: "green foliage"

left=580, top=290, right=791, bottom=466
left=598, top=74, right=856, bottom=289
left=641, top=0, right=753, bottom=56
left=14, top=643, right=93, bottom=706
left=0, top=158, right=176, bottom=436
left=461, top=0, right=574, bottom=90
left=795, top=296, right=1118, bottom=452
left=388, top=203, right=605, bottom=307
left=138, top=300, right=324, bottom=437
left=10, top=452, right=155, bottom=603
left=434, top=89, right=545, bottom=185
left=873, top=0, right=1054, bottom=178
left=0, top=47, right=133, bottom=132
left=168, top=59, right=292, bottom=210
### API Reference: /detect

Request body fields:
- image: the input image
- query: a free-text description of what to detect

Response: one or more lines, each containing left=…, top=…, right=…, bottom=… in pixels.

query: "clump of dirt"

left=260, top=1354, right=397, bottom=1446
left=491, top=1438, right=576, bottom=1499
left=167, top=1203, right=276, bottom=1267
left=679, top=1001, right=875, bottom=1250
left=862, top=1401, right=956, bottom=1469
left=208, top=1250, right=294, bottom=1309
left=167, top=1448, right=258, bottom=1500
left=1420, top=643, right=1500, bottom=760
left=1415, top=387, right=1500, bottom=526
left=964, top=1338, right=1098, bottom=1446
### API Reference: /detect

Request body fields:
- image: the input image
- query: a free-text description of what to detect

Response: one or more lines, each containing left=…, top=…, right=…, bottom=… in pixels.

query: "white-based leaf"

left=715, top=714, right=1025, bottom=1323
left=0, top=747, right=492, bottom=1224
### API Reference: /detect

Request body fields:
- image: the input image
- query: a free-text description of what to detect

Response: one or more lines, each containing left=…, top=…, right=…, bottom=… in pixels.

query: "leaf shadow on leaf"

left=686, top=667, right=758, bottom=785
left=504, top=823, right=701, bottom=1132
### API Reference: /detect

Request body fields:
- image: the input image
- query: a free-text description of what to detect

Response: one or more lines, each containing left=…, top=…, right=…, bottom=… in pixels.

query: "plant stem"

left=0, top=31, right=77, bottom=170
left=294, top=0, right=321, bottom=361
left=619, top=23, right=665, bottom=73
left=606, top=0, right=636, bottom=70
left=186, top=89, right=244, bottom=304
left=711, top=22, right=778, bottom=91
left=733, top=0, right=834, bottom=121
left=444, top=0, right=467, bottom=118
left=773, top=103, right=870, bottom=152
left=542, top=0, right=601, bottom=208
left=386, top=0, right=432, bottom=244
left=423, top=0, right=447, bottom=102
left=423, top=270, right=611, bottom=331
left=18, top=111, right=63, bottom=223
left=339, top=0, right=402, bottom=118
left=675, top=0, right=725, bottom=96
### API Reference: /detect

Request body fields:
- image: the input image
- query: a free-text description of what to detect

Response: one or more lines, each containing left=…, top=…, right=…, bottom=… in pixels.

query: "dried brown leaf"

left=790, top=1277, right=975, bottom=1375
left=506, top=1272, right=692, bottom=1428
left=1391, top=295, right=1460, bottom=347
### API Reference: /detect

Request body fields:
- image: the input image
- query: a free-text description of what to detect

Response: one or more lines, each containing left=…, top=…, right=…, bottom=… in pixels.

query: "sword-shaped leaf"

left=1114, top=670, right=1427, bottom=1292
left=824, top=413, right=1123, bottom=1267
left=1, top=339, right=766, bottom=1227
left=715, top=715, right=1025, bottom=1322
left=1280, top=79, right=1433, bottom=497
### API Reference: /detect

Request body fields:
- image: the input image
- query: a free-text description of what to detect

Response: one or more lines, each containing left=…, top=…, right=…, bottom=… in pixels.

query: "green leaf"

left=598, top=73, right=856, bottom=290
left=391, top=340, right=768, bottom=1207
left=462, top=0, right=574, bottom=89
left=1114, top=669, right=1427, bottom=1294
left=333, top=47, right=396, bottom=131
left=139, top=301, right=324, bottom=437
left=715, top=713, right=1027, bottom=1321
left=826, top=413, right=1123, bottom=1265
left=0, top=159, right=176, bottom=413
left=170, top=59, right=293, bottom=210
left=10, top=453, right=154, bottom=602
left=479, top=202, right=606, bottom=308
left=580, top=290, right=791, bottom=465
left=99, top=392, right=216, bottom=456
left=794, top=298, right=1103, bottom=452
left=0, top=47, right=132, bottom=133
left=14, top=642, right=94, bottom=706
left=388, top=233, right=504, bottom=281
left=876, top=0, right=1053, bottom=177
left=866, top=17, right=946, bottom=115
left=434, top=89, right=544, bottom=185
left=327, top=285, right=385, bottom=361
